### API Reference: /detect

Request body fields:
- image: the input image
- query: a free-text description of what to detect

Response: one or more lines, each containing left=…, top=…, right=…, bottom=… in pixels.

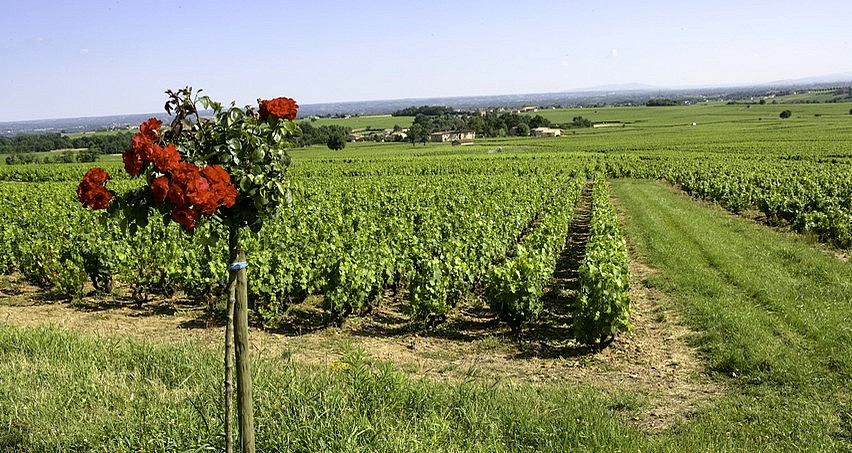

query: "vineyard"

left=2, top=102, right=852, bottom=450
left=2, top=137, right=850, bottom=338
left=0, top=153, right=638, bottom=343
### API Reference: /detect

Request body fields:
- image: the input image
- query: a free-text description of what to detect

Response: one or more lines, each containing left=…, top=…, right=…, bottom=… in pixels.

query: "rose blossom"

left=259, top=97, right=298, bottom=121
left=152, top=143, right=181, bottom=173
left=77, top=167, right=112, bottom=209
left=171, top=206, right=200, bottom=232
left=151, top=175, right=170, bottom=204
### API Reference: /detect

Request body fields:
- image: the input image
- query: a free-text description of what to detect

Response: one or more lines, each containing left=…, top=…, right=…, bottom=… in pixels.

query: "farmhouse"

left=531, top=127, right=561, bottom=137
left=430, top=130, right=476, bottom=142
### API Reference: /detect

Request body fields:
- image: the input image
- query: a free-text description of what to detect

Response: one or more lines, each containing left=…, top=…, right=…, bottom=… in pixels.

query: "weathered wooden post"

left=229, top=227, right=255, bottom=452
left=225, top=268, right=235, bottom=453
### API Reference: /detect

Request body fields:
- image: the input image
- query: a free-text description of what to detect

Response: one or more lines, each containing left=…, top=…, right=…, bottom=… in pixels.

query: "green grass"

left=64, top=129, right=137, bottom=139
left=0, top=325, right=647, bottom=452
left=283, top=101, right=852, bottom=161
left=526, top=102, right=852, bottom=126
left=0, top=149, right=87, bottom=166
left=611, top=179, right=852, bottom=451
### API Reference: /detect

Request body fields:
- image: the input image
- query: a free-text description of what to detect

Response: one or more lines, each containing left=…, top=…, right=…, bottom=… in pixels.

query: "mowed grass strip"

left=0, top=325, right=647, bottom=452
left=611, top=178, right=852, bottom=450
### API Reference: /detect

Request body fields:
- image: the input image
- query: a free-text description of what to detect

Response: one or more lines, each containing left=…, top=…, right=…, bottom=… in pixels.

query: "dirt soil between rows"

left=0, top=260, right=722, bottom=431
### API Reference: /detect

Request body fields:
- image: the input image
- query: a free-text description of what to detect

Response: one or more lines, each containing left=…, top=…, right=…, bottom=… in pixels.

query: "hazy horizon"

left=2, top=0, right=851, bottom=122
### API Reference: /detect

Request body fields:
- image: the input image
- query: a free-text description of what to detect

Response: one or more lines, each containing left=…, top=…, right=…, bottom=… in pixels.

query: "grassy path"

left=611, top=179, right=852, bottom=451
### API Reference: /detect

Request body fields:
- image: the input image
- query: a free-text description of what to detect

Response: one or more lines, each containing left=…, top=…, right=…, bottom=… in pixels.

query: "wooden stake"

left=224, top=261, right=236, bottom=453
left=229, top=227, right=255, bottom=452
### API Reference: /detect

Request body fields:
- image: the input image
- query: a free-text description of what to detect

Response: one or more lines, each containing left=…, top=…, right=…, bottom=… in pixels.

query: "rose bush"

left=75, top=87, right=301, bottom=452
left=78, top=87, right=299, bottom=235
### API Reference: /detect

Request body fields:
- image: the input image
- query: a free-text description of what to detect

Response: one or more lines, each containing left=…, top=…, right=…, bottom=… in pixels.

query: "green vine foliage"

left=574, top=178, right=632, bottom=346
left=485, top=176, right=584, bottom=334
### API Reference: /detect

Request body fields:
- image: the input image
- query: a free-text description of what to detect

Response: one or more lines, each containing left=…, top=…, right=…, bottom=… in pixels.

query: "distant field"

left=64, top=128, right=136, bottom=139
left=522, top=101, right=852, bottom=126
left=0, top=148, right=91, bottom=165
left=768, top=88, right=852, bottom=103
left=302, top=114, right=414, bottom=131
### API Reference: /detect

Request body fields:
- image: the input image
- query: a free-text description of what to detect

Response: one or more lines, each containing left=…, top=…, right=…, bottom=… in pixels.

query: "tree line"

left=402, top=107, right=593, bottom=145
left=5, top=149, right=100, bottom=165
left=293, top=123, right=351, bottom=149
left=0, top=131, right=134, bottom=155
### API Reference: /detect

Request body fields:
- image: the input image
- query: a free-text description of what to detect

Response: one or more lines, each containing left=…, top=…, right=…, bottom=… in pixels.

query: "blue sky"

left=1, top=0, right=850, bottom=121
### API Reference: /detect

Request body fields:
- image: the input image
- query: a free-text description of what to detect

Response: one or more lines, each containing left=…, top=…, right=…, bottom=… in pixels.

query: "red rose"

left=122, top=149, right=144, bottom=177
left=259, top=97, right=298, bottom=121
left=139, top=117, right=162, bottom=138
left=185, top=174, right=211, bottom=207
left=167, top=182, right=187, bottom=207
left=171, top=206, right=200, bottom=232
left=77, top=168, right=112, bottom=210
left=169, top=162, right=209, bottom=207
left=197, top=195, right=220, bottom=215
left=219, top=184, right=238, bottom=208
left=152, top=143, right=181, bottom=173
left=133, top=133, right=157, bottom=162
left=151, top=175, right=170, bottom=204
left=200, top=165, right=230, bottom=186
left=171, top=161, right=198, bottom=182
left=85, top=186, right=113, bottom=210
left=82, top=167, right=109, bottom=186
left=200, top=165, right=238, bottom=209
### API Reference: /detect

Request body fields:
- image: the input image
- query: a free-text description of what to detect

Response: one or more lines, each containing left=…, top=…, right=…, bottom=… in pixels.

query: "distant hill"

left=763, top=72, right=852, bottom=87
left=0, top=113, right=168, bottom=136
left=3, top=73, right=852, bottom=135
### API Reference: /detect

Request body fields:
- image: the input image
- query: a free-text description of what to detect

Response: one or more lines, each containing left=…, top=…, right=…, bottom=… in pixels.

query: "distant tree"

left=77, top=148, right=100, bottom=162
left=59, top=150, right=75, bottom=163
left=571, top=116, right=593, bottom=128
left=646, top=98, right=678, bottom=107
left=407, top=124, right=427, bottom=145
left=848, top=108, right=852, bottom=115
left=327, top=133, right=346, bottom=151
left=515, top=123, right=530, bottom=136
left=392, top=105, right=455, bottom=117
left=465, top=115, right=486, bottom=135
left=528, top=115, right=552, bottom=129
left=779, top=110, right=793, bottom=119
left=759, top=99, right=766, bottom=105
